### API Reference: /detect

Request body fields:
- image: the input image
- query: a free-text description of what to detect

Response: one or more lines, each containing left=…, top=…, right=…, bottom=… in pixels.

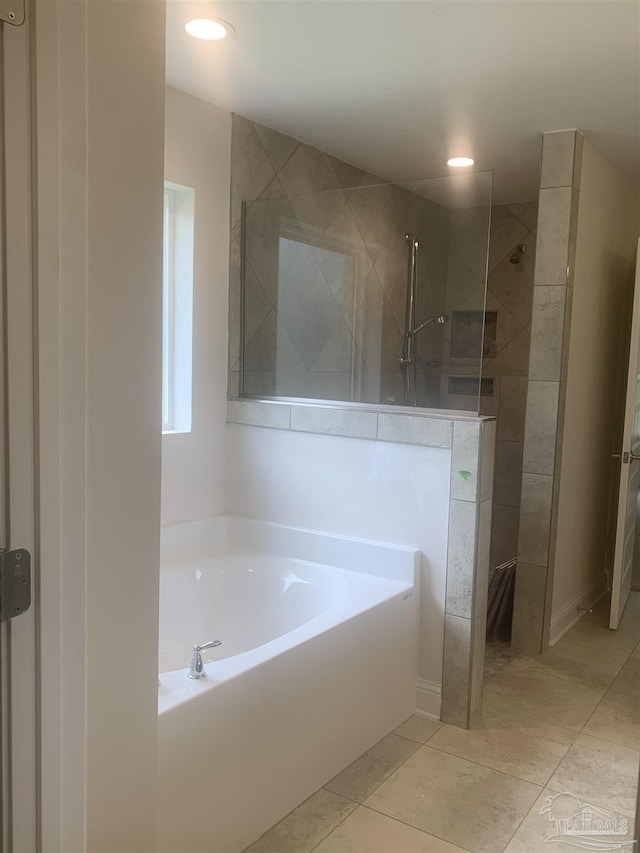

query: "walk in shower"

left=235, top=159, right=492, bottom=413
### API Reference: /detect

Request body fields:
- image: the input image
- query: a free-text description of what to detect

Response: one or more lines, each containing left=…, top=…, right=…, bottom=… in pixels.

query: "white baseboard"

left=549, top=575, right=608, bottom=646
left=415, top=679, right=441, bottom=720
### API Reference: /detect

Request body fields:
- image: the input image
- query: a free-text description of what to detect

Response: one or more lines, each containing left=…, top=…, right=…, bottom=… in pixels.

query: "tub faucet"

left=188, top=640, right=222, bottom=680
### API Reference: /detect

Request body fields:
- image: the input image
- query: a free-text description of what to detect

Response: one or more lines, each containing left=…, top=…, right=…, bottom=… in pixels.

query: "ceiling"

left=166, top=0, right=640, bottom=205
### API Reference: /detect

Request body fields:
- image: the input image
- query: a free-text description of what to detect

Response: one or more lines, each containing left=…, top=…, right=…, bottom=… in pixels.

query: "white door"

left=0, top=2, right=39, bottom=850
left=611, top=239, right=640, bottom=629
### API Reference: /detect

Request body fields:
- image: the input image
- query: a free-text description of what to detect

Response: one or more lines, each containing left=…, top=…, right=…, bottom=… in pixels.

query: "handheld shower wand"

left=408, top=314, right=448, bottom=338
left=400, top=233, right=448, bottom=405
left=401, top=235, right=419, bottom=405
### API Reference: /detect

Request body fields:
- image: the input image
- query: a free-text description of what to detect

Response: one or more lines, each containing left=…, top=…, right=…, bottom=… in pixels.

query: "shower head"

left=409, top=314, right=449, bottom=337
left=509, top=243, right=527, bottom=264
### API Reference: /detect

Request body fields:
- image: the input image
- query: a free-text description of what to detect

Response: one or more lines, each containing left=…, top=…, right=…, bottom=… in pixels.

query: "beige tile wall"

left=484, top=205, right=537, bottom=574
left=442, top=418, right=495, bottom=727
left=229, top=115, right=450, bottom=405
left=512, top=130, right=584, bottom=652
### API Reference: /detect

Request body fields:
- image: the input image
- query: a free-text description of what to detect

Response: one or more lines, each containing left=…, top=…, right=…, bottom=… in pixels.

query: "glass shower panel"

left=240, top=170, right=492, bottom=412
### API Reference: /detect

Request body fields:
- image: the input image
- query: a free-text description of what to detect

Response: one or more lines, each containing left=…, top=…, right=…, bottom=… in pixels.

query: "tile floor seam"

left=604, top=681, right=640, bottom=700
left=498, top=786, right=550, bottom=853
left=580, top=685, right=611, bottom=735
left=360, top=742, right=544, bottom=853
left=306, top=799, right=359, bottom=853
left=410, top=742, right=550, bottom=792
left=423, top=725, right=443, bottom=744
left=322, top=734, right=421, bottom=806
left=394, top=731, right=434, bottom=746
left=481, top=687, right=603, bottom=735
left=554, top=638, right=635, bottom=662
left=483, top=676, right=600, bottom=702
left=547, top=733, right=639, bottom=821
left=571, top=726, right=640, bottom=754
left=508, top=649, right=627, bottom=679
left=423, top=727, right=580, bottom=789
left=577, top=669, right=640, bottom=747
left=352, top=803, right=475, bottom=853
left=492, top=658, right=619, bottom=689
left=243, top=788, right=356, bottom=853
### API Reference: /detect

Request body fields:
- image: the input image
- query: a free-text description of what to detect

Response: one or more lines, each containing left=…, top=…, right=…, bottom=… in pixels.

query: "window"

left=162, top=181, right=195, bottom=433
left=162, top=189, right=175, bottom=430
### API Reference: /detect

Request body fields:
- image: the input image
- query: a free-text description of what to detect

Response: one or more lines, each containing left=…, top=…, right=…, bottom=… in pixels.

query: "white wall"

left=36, top=1, right=166, bottom=849
left=225, top=424, right=450, bottom=692
left=162, top=87, right=231, bottom=526
left=552, top=141, right=639, bottom=626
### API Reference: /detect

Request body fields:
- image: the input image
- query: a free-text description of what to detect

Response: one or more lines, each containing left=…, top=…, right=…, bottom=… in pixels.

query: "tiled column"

left=512, top=130, right=583, bottom=653
left=441, top=418, right=495, bottom=728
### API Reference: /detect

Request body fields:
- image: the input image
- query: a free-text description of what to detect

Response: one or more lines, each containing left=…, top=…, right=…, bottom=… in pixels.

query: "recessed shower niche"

left=450, top=310, right=498, bottom=359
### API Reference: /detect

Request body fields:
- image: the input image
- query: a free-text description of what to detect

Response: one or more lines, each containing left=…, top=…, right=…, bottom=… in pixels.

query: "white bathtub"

left=156, top=517, right=418, bottom=852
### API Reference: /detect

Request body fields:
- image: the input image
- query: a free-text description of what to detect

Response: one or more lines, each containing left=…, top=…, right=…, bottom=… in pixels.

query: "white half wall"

left=552, top=140, right=639, bottom=629
left=225, top=424, right=451, bottom=691
left=162, top=87, right=231, bottom=525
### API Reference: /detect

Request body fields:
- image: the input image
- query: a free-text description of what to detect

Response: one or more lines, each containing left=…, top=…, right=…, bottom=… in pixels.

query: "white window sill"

left=162, top=428, right=192, bottom=436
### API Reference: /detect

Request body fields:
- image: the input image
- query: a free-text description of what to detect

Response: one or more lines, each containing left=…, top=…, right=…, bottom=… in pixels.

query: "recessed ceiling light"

left=185, top=18, right=233, bottom=40
left=447, top=157, right=475, bottom=167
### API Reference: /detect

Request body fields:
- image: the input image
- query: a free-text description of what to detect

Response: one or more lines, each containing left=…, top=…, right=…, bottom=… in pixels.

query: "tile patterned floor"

left=245, top=593, right=640, bottom=853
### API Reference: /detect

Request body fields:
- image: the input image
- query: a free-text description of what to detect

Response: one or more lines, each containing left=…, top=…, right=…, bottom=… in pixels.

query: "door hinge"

left=0, top=549, right=31, bottom=622
left=0, top=0, right=24, bottom=26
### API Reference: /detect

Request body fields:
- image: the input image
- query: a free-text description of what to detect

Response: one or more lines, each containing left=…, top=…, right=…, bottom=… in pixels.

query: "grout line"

left=271, top=141, right=303, bottom=176
left=494, top=639, right=630, bottom=680
left=318, top=728, right=422, bottom=799
left=339, top=742, right=421, bottom=805
left=243, top=786, right=354, bottom=853
left=422, top=723, right=444, bottom=745
left=479, top=702, right=597, bottom=737
left=415, top=742, right=545, bottom=791
left=497, top=784, right=545, bottom=853
left=355, top=804, right=475, bottom=853
left=579, top=682, right=614, bottom=738
left=391, top=730, right=437, bottom=746
left=251, top=116, right=301, bottom=178
left=539, top=727, right=580, bottom=781
left=572, top=728, right=640, bottom=754
left=555, top=636, right=637, bottom=664
left=360, top=741, right=542, bottom=853
left=424, top=725, right=578, bottom=790
left=305, top=796, right=357, bottom=853
left=493, top=656, right=621, bottom=690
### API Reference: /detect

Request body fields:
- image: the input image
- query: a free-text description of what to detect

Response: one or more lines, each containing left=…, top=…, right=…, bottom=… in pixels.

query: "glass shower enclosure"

left=239, top=170, right=492, bottom=413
